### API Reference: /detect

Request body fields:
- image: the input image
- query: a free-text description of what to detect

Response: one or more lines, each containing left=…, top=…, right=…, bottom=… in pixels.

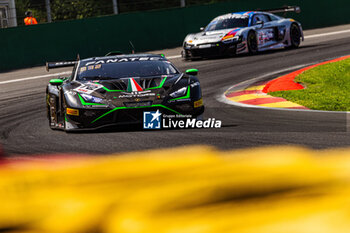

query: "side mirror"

left=256, top=21, right=264, bottom=28
left=186, top=69, right=198, bottom=76
left=200, top=27, right=204, bottom=31
left=49, top=79, right=63, bottom=86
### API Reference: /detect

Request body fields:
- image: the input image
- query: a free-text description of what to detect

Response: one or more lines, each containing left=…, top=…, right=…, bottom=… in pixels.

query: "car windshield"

left=76, top=60, right=179, bottom=81
left=205, top=17, right=249, bottom=31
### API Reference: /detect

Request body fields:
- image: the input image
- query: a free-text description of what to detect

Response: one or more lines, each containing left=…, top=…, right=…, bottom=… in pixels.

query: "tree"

left=15, top=0, right=229, bottom=25
left=50, top=0, right=113, bottom=21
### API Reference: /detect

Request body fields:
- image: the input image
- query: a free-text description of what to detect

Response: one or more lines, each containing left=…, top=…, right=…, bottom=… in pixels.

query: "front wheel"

left=288, top=24, right=301, bottom=49
left=181, top=50, right=191, bottom=61
left=247, top=31, right=258, bottom=54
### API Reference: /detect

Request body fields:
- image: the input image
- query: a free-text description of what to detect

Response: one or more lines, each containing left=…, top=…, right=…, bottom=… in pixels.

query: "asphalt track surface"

left=1, top=25, right=350, bottom=155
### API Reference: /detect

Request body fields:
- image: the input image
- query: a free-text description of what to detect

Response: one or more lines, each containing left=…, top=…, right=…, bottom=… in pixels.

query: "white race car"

left=182, top=6, right=304, bottom=59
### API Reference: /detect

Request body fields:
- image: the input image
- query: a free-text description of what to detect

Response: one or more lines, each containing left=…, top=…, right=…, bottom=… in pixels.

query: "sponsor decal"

left=66, top=108, right=79, bottom=116
left=74, top=82, right=104, bottom=94
left=190, top=82, right=200, bottom=88
left=168, top=98, right=191, bottom=103
left=222, top=28, right=240, bottom=41
left=80, top=67, right=87, bottom=73
left=118, top=90, right=156, bottom=99
left=127, top=78, right=143, bottom=92
left=75, top=88, right=94, bottom=94
left=54, top=61, right=76, bottom=66
left=143, top=110, right=162, bottom=129
left=143, top=111, right=221, bottom=130
left=84, top=57, right=163, bottom=66
left=163, top=117, right=221, bottom=129
left=215, top=13, right=248, bottom=20
left=194, top=98, right=203, bottom=108
left=199, top=44, right=212, bottom=49
left=258, top=29, right=274, bottom=44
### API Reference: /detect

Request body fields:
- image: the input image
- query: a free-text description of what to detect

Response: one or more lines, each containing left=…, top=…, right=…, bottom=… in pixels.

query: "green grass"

left=269, top=58, right=350, bottom=111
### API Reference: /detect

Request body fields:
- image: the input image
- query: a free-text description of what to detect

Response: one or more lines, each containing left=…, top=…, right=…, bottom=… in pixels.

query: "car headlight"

left=184, top=41, right=193, bottom=48
left=170, top=86, right=188, bottom=98
left=80, top=93, right=103, bottom=103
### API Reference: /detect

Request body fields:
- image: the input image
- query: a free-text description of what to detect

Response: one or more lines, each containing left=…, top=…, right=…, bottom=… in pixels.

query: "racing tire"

left=288, top=23, right=301, bottom=49
left=47, top=104, right=59, bottom=130
left=247, top=31, right=258, bottom=54
left=181, top=50, right=192, bottom=61
left=47, top=104, right=54, bottom=130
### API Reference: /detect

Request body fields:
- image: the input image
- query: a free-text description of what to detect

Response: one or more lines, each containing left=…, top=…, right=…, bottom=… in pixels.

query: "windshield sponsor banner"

left=215, top=13, right=249, bottom=21
left=143, top=110, right=221, bottom=130
left=84, top=57, right=164, bottom=66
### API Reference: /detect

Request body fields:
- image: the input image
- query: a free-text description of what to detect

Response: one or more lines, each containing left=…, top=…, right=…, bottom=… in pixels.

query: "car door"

left=252, top=13, right=276, bottom=48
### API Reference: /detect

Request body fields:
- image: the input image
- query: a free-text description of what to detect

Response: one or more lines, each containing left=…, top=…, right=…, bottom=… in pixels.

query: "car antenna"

left=129, top=41, right=136, bottom=54
left=77, top=54, right=80, bottom=60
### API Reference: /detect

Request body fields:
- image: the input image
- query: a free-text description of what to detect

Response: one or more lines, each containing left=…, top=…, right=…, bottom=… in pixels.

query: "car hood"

left=70, top=75, right=181, bottom=104
left=188, top=28, right=242, bottom=44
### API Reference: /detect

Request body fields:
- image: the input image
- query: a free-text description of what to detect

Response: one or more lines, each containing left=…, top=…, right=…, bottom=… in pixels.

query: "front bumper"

left=65, top=103, right=204, bottom=130
left=183, top=41, right=240, bottom=58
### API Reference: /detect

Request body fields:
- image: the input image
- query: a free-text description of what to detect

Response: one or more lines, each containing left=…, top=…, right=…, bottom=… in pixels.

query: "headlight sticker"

left=66, top=108, right=79, bottom=116
left=194, top=98, right=203, bottom=108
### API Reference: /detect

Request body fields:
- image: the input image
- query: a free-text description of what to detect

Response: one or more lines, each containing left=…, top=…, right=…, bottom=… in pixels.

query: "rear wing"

left=46, top=61, right=77, bottom=72
left=262, top=6, right=301, bottom=14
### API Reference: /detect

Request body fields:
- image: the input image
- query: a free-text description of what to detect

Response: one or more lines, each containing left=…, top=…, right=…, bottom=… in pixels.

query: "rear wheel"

left=247, top=31, right=258, bottom=54
left=288, top=24, right=301, bottom=49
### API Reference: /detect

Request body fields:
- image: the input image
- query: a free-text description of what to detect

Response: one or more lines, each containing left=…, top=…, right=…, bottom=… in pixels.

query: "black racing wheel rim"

left=248, top=32, right=258, bottom=53
left=291, top=25, right=301, bottom=46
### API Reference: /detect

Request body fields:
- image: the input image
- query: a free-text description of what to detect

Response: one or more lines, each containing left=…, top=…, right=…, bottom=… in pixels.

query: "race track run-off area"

left=1, top=25, right=350, bottom=155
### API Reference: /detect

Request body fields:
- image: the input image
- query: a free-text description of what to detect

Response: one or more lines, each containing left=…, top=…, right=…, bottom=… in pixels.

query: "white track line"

left=1, top=28, right=350, bottom=85
left=167, top=55, right=182, bottom=59
left=0, top=72, right=71, bottom=85
left=304, top=29, right=350, bottom=39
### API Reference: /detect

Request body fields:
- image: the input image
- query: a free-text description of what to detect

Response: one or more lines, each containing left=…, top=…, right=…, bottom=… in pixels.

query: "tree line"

left=16, top=0, right=227, bottom=25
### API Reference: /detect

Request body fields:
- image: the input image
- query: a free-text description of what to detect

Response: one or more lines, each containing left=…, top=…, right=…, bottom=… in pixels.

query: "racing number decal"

left=257, top=29, right=275, bottom=45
